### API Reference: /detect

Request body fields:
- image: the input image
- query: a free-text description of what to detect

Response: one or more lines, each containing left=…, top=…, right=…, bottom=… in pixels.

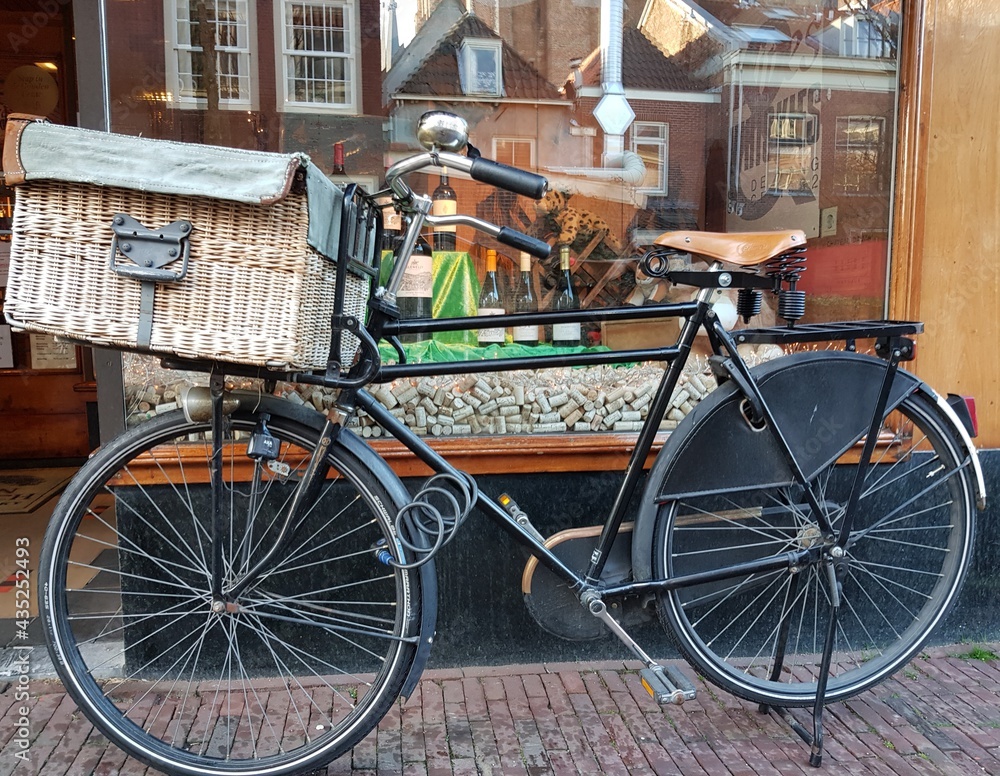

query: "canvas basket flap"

left=3, top=116, right=343, bottom=260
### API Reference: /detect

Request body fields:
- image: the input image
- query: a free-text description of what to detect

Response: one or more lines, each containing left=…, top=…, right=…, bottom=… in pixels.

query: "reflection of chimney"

left=569, top=57, right=583, bottom=89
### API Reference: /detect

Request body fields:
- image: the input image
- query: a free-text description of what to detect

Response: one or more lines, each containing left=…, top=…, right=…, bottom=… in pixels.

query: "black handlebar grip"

left=496, top=227, right=551, bottom=259
left=469, top=157, right=548, bottom=200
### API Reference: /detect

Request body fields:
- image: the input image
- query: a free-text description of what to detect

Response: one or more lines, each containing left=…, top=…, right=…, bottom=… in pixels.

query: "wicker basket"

left=2, top=116, right=376, bottom=371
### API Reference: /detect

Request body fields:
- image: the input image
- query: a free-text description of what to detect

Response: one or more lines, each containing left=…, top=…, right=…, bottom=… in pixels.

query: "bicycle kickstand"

left=809, top=553, right=846, bottom=767
left=762, top=554, right=843, bottom=768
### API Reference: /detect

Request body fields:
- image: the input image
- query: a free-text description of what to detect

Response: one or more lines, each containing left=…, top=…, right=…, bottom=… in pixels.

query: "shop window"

left=165, top=0, right=254, bottom=107
left=630, top=122, right=669, bottom=194
left=493, top=137, right=535, bottom=168
left=459, top=39, right=503, bottom=97
left=277, top=0, right=357, bottom=112
left=834, top=116, right=886, bottom=196
left=766, top=113, right=817, bottom=195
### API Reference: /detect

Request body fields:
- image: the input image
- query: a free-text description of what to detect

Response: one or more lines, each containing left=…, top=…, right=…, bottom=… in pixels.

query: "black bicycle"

left=38, top=111, right=984, bottom=775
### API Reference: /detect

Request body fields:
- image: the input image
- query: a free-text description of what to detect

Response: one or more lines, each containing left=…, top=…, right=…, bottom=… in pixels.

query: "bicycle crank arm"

left=582, top=592, right=697, bottom=704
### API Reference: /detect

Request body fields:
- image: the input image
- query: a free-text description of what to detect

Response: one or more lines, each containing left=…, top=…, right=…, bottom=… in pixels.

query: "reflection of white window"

left=630, top=122, right=668, bottom=194
left=840, top=15, right=892, bottom=58
left=732, top=25, right=792, bottom=44
left=835, top=116, right=886, bottom=195
left=276, top=0, right=357, bottom=112
left=492, top=137, right=535, bottom=168
left=459, top=39, right=503, bottom=97
left=165, top=0, right=254, bottom=108
left=766, top=113, right=817, bottom=194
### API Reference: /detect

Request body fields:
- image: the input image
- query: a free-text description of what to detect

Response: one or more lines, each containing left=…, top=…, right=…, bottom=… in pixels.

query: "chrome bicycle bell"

left=416, top=111, right=469, bottom=153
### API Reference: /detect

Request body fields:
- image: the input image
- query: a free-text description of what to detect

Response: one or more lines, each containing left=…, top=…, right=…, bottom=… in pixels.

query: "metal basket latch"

left=108, top=213, right=193, bottom=348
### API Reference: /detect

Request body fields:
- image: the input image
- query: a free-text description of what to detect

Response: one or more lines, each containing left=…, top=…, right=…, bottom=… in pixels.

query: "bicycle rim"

left=656, top=392, right=976, bottom=706
left=41, top=410, right=418, bottom=775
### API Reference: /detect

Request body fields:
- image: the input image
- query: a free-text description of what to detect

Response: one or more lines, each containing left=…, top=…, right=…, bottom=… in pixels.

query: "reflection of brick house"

left=410, top=0, right=600, bottom=88
left=636, top=0, right=899, bottom=315
left=570, top=24, right=717, bottom=243
left=385, top=2, right=574, bottom=254
left=100, top=0, right=388, bottom=177
left=640, top=0, right=898, bottom=240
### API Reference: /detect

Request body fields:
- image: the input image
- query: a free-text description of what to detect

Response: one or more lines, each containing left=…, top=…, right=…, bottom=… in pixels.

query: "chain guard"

left=521, top=523, right=651, bottom=641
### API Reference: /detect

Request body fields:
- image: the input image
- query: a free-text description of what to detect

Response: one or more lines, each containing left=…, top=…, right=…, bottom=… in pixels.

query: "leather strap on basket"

left=3, top=113, right=48, bottom=185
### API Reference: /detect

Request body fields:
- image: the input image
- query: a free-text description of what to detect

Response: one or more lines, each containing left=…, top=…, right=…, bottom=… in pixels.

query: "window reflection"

left=92, top=0, right=906, bottom=425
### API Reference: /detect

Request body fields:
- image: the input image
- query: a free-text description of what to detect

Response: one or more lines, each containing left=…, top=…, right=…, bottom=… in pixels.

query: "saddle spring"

left=764, top=246, right=808, bottom=325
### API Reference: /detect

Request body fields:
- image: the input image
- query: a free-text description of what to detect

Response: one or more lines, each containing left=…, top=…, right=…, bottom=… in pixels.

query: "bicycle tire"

left=653, top=389, right=976, bottom=707
left=40, top=408, right=420, bottom=776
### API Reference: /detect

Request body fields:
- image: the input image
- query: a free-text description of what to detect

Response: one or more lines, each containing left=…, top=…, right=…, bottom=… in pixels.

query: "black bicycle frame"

left=330, top=282, right=921, bottom=601
left=168, top=271, right=921, bottom=604
left=340, top=291, right=819, bottom=600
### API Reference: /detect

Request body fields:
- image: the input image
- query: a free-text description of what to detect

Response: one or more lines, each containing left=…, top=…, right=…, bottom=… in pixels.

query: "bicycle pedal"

left=640, top=665, right=697, bottom=706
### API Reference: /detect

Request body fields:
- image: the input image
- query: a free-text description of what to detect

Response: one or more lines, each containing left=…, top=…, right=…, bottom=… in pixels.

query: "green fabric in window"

left=377, top=339, right=605, bottom=365
left=380, top=250, right=480, bottom=346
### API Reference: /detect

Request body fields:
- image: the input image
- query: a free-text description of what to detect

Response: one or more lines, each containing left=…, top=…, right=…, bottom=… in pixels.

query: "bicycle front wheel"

left=654, top=390, right=976, bottom=706
left=40, top=409, right=420, bottom=776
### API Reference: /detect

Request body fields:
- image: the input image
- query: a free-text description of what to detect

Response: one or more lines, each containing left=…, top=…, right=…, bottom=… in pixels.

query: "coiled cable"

left=380, top=472, right=478, bottom=569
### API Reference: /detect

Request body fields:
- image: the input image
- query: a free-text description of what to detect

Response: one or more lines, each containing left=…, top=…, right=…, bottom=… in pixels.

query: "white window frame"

left=492, top=137, right=535, bottom=168
left=834, top=115, right=886, bottom=196
left=274, top=0, right=360, bottom=114
left=765, top=112, right=817, bottom=195
left=629, top=121, right=669, bottom=194
left=840, top=15, right=892, bottom=59
left=459, top=38, right=503, bottom=98
left=164, top=0, right=256, bottom=109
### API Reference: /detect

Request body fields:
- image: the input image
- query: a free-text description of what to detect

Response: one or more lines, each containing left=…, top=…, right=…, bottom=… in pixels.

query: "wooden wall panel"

left=894, top=0, right=1000, bottom=447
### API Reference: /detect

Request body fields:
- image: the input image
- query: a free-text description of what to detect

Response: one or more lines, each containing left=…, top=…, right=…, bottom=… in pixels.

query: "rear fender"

left=631, top=351, right=921, bottom=583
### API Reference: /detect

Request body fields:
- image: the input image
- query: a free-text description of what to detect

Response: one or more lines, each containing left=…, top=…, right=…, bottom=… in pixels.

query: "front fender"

left=631, top=351, right=921, bottom=583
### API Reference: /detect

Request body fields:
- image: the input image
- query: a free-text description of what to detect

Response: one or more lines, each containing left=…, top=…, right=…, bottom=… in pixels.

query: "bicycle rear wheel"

left=40, top=408, right=420, bottom=776
left=654, top=390, right=976, bottom=706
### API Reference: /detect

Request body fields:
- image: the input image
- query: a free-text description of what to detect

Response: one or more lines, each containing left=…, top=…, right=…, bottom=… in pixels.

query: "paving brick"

left=501, top=676, right=533, bottom=721
left=536, top=673, right=572, bottom=718
left=467, top=717, right=502, bottom=772
left=557, top=670, right=587, bottom=695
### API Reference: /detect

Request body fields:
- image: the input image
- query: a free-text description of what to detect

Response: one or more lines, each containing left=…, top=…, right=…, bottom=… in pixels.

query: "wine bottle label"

left=552, top=322, right=581, bottom=342
left=477, top=308, right=505, bottom=344
left=399, top=254, right=433, bottom=299
left=431, top=199, right=457, bottom=232
left=513, top=325, right=539, bottom=342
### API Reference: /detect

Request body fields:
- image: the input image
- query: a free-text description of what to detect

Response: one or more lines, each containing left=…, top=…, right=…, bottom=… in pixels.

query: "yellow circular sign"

left=4, top=65, right=59, bottom=117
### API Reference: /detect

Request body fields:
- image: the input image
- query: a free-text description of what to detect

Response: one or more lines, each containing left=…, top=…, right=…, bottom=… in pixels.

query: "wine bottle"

left=397, top=235, right=433, bottom=343
left=512, top=252, right=539, bottom=346
left=431, top=167, right=457, bottom=251
left=332, top=142, right=345, bottom=175
left=477, top=249, right=505, bottom=347
left=377, top=195, right=403, bottom=253
left=551, top=245, right=582, bottom=348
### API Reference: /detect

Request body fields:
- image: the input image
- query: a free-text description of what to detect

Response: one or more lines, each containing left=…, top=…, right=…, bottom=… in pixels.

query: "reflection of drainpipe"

left=545, top=0, right=645, bottom=201
left=601, top=0, right=627, bottom=160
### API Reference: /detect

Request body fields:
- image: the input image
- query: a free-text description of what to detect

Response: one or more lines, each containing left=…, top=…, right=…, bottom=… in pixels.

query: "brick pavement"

left=1, top=644, right=998, bottom=775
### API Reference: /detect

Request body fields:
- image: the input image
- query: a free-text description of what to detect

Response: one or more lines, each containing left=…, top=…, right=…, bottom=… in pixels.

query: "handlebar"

left=379, top=142, right=552, bottom=301
left=424, top=213, right=551, bottom=259
left=384, top=150, right=548, bottom=202
left=467, top=157, right=548, bottom=199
